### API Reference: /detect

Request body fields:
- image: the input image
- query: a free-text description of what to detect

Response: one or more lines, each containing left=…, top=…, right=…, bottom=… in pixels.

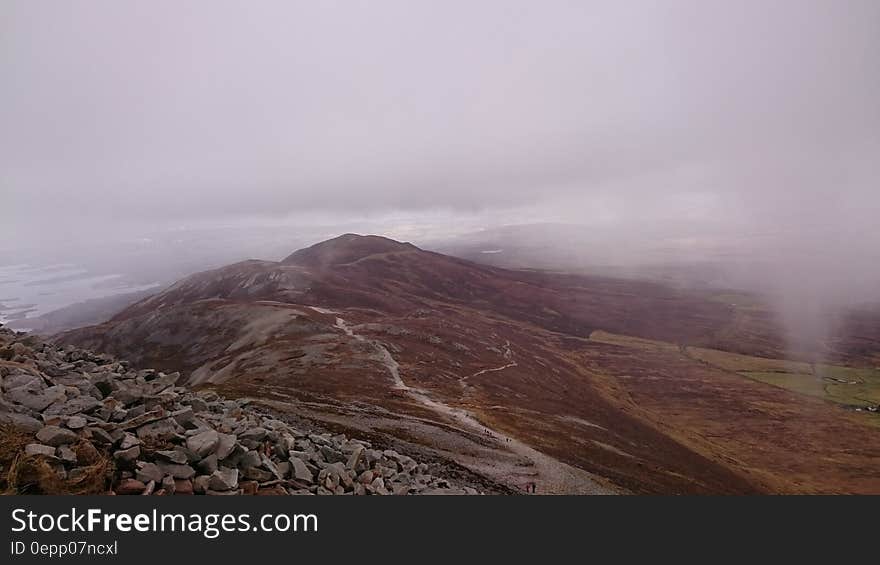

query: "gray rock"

left=110, top=386, right=144, bottom=407
left=118, top=433, right=141, bottom=450
left=90, top=374, right=117, bottom=398
left=260, top=454, right=284, bottom=480
left=25, top=443, right=57, bottom=458
left=172, top=406, right=195, bottom=425
left=370, top=477, right=389, bottom=495
left=186, top=429, right=220, bottom=458
left=119, top=408, right=167, bottom=430
left=113, top=445, right=141, bottom=463
left=320, top=445, right=346, bottom=464
left=147, top=372, right=180, bottom=394
left=186, top=398, right=208, bottom=412
left=136, top=418, right=179, bottom=441
left=86, top=426, right=114, bottom=445
left=193, top=475, right=211, bottom=494
left=196, top=454, right=219, bottom=475
left=56, top=445, right=77, bottom=464
left=65, top=415, right=88, bottom=430
left=44, top=395, right=100, bottom=416
left=238, top=450, right=261, bottom=469
left=276, top=461, right=291, bottom=478
left=365, top=449, right=383, bottom=466
left=392, top=484, right=410, bottom=496
left=36, top=425, right=79, bottom=446
left=135, top=462, right=164, bottom=484
left=239, top=427, right=267, bottom=443
left=161, top=475, right=177, bottom=495
left=346, top=445, right=364, bottom=470
left=242, top=467, right=273, bottom=482
left=215, top=433, right=237, bottom=460
left=328, top=462, right=353, bottom=489
left=209, top=468, right=239, bottom=491
left=289, top=457, right=314, bottom=483
left=2, top=373, right=42, bottom=392
left=0, top=412, right=43, bottom=433
left=157, top=463, right=196, bottom=480
left=155, top=450, right=188, bottom=465
left=7, top=385, right=66, bottom=412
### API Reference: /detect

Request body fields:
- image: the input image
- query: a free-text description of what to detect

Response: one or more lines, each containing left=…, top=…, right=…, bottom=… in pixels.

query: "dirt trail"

left=462, top=340, right=518, bottom=382
left=332, top=313, right=612, bottom=494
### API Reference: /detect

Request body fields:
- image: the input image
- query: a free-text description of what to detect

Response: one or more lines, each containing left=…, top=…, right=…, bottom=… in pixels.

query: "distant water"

left=0, top=263, right=160, bottom=327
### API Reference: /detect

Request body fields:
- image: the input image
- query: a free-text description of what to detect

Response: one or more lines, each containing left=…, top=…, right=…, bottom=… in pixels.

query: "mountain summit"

left=282, top=234, right=419, bottom=267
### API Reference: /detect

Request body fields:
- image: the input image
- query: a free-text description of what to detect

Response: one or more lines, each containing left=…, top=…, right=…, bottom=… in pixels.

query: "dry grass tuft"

left=1, top=427, right=115, bottom=495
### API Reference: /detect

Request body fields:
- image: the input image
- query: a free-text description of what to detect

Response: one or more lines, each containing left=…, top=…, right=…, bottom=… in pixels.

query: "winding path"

left=328, top=310, right=611, bottom=494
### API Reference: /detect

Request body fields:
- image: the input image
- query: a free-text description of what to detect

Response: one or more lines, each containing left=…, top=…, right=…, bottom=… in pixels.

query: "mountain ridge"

left=57, top=234, right=880, bottom=494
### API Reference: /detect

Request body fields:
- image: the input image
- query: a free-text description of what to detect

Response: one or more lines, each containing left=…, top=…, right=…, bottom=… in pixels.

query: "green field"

left=590, top=330, right=880, bottom=411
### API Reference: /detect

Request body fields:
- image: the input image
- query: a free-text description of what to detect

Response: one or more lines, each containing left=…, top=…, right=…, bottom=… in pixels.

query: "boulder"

left=135, top=462, right=164, bottom=484
left=215, top=433, right=237, bottom=460
left=346, top=445, right=365, bottom=470
left=320, top=445, right=346, bottom=464
left=242, top=467, right=273, bottom=482
left=7, top=385, right=66, bottom=412
left=56, top=445, right=77, bottom=464
left=193, top=475, right=211, bottom=494
left=209, top=468, right=239, bottom=491
left=119, top=408, right=167, bottom=430
left=65, top=415, right=88, bottom=430
left=239, top=427, right=267, bottom=443
left=157, top=463, right=196, bottom=480
left=44, top=395, right=100, bottom=416
left=0, top=412, right=42, bottom=433
left=24, top=443, right=57, bottom=458
left=2, top=373, right=42, bottom=391
left=186, top=429, right=220, bottom=458
left=35, top=425, right=79, bottom=447
left=116, top=435, right=139, bottom=452
left=85, top=426, right=114, bottom=445
left=238, top=450, right=261, bottom=469
left=136, top=418, right=179, bottom=441
left=155, top=450, right=188, bottom=465
left=113, top=445, right=141, bottom=463
left=196, top=454, right=218, bottom=475
left=260, top=454, right=284, bottom=480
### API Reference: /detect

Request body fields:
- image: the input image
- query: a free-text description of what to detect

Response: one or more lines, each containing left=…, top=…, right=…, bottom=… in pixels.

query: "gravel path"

left=332, top=314, right=613, bottom=494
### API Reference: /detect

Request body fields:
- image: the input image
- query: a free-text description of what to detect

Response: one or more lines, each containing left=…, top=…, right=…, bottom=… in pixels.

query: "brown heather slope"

left=59, top=234, right=880, bottom=493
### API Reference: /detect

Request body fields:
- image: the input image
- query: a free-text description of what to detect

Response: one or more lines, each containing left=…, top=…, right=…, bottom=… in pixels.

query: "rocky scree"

left=0, top=325, right=477, bottom=495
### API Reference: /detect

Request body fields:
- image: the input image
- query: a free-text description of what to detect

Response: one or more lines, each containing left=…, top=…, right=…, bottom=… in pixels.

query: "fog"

left=2, top=1, right=879, bottom=350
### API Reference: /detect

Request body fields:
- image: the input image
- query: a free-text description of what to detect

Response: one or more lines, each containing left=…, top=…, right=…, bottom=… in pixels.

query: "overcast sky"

left=2, top=0, right=880, bottom=348
left=2, top=1, right=878, bottom=247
